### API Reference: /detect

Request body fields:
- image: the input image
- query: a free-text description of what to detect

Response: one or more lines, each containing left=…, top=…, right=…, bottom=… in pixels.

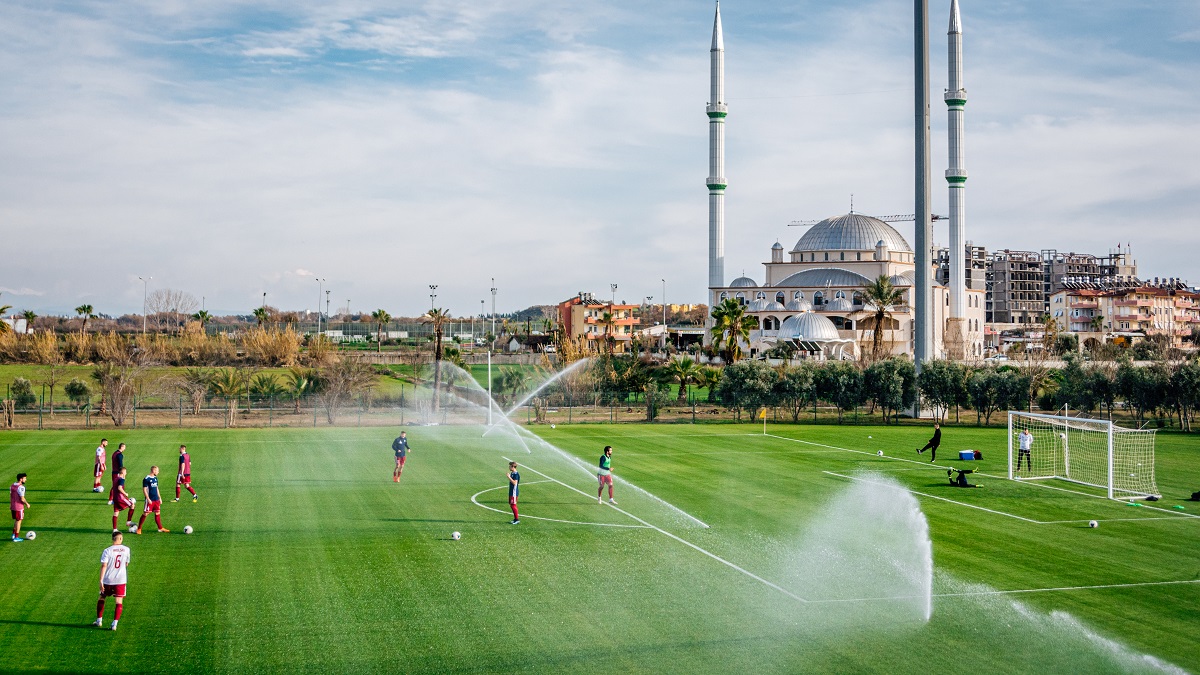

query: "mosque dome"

left=825, top=296, right=853, bottom=312
left=889, top=271, right=916, bottom=287
left=729, top=276, right=758, bottom=288
left=771, top=241, right=784, bottom=250
left=748, top=298, right=769, bottom=311
left=792, top=214, right=911, bottom=253
left=778, top=312, right=842, bottom=342
left=766, top=301, right=785, bottom=311
left=775, top=268, right=873, bottom=288
left=785, top=298, right=813, bottom=312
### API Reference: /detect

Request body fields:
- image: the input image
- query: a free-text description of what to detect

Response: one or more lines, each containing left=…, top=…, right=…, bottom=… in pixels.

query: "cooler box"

left=958, top=450, right=976, bottom=461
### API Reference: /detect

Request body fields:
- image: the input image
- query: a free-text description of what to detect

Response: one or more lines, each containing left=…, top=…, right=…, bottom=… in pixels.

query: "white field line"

left=769, top=433, right=1196, bottom=523
left=469, top=482, right=650, bottom=529
left=505, top=457, right=810, bottom=604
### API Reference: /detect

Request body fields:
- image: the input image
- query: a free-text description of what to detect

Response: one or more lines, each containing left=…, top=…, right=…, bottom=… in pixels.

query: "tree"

left=664, top=357, right=701, bottom=402
left=207, top=368, right=248, bottom=427
left=75, top=304, right=96, bottom=335
left=146, top=288, right=199, bottom=334
left=1165, top=360, right=1200, bottom=432
left=715, top=360, right=778, bottom=421
left=64, top=378, right=91, bottom=411
left=21, top=310, right=35, bottom=334
left=864, top=358, right=916, bottom=424
left=861, top=276, right=906, bottom=360
left=253, top=307, right=270, bottom=327
left=773, top=363, right=815, bottom=421
left=39, top=361, right=66, bottom=416
left=91, top=362, right=140, bottom=426
left=10, top=377, right=36, bottom=409
left=814, top=361, right=865, bottom=422
left=178, top=368, right=213, bottom=415
left=600, top=311, right=616, bottom=355
left=192, top=310, right=212, bottom=328
left=423, top=308, right=451, bottom=414
left=696, top=366, right=722, bottom=403
left=709, top=298, right=756, bottom=363
left=371, top=309, right=392, bottom=353
left=918, top=360, right=961, bottom=422
left=967, top=369, right=1002, bottom=425
left=313, top=359, right=375, bottom=424
left=0, top=297, right=11, bottom=335
left=285, top=367, right=314, bottom=414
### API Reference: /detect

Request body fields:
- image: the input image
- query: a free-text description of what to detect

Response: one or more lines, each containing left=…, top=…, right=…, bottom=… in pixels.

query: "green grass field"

left=1, top=423, right=1197, bottom=674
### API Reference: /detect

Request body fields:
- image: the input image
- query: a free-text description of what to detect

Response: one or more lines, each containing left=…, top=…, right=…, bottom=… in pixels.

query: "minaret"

left=945, top=0, right=968, bottom=347
left=707, top=1, right=727, bottom=292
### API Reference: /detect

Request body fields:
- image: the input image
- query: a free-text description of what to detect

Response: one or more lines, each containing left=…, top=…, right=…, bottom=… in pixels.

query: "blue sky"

left=2, top=1, right=1198, bottom=317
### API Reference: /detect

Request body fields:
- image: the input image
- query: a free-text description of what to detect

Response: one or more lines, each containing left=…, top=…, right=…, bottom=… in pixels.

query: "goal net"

left=1008, top=411, right=1159, bottom=500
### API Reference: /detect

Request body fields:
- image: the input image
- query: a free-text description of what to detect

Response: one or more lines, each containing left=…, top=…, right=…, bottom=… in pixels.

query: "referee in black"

left=917, top=423, right=941, bottom=462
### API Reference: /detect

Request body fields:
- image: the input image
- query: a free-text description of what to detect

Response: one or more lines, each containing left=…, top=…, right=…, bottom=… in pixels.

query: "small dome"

left=766, top=301, right=785, bottom=311
left=825, top=297, right=853, bottom=312
left=778, top=311, right=842, bottom=342
left=771, top=241, right=784, bottom=250
left=748, top=298, right=770, bottom=311
left=889, top=271, right=916, bottom=287
left=729, top=276, right=758, bottom=288
left=785, top=298, right=813, bottom=312
left=792, top=213, right=911, bottom=253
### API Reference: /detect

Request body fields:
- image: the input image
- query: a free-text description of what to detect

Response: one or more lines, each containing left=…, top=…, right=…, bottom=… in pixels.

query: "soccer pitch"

left=1, top=424, right=1197, bottom=674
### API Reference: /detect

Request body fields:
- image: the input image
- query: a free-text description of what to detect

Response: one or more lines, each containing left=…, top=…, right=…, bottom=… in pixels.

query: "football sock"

left=137, top=514, right=147, bottom=529
left=154, top=514, right=163, bottom=529
left=114, top=604, right=123, bottom=620
left=97, top=599, right=105, bottom=619
left=187, top=486, right=196, bottom=496
left=112, top=514, right=118, bottom=530
left=127, top=508, right=136, bottom=521
left=510, top=503, right=519, bottom=519
left=176, top=486, right=181, bottom=498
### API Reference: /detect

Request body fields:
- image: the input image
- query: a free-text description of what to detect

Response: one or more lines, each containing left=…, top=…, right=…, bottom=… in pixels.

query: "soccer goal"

left=1008, top=411, right=1160, bottom=500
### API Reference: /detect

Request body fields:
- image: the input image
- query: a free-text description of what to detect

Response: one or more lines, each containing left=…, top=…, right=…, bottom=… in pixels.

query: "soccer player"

left=1016, top=428, right=1034, bottom=473
left=507, top=461, right=520, bottom=524
left=107, top=442, right=126, bottom=505
left=136, top=466, right=168, bottom=534
left=174, top=445, right=197, bottom=502
left=10, top=473, right=30, bottom=542
left=93, top=438, right=108, bottom=493
left=93, top=531, right=130, bottom=631
left=391, top=432, right=410, bottom=482
left=112, top=468, right=137, bottom=532
left=917, top=423, right=941, bottom=462
left=597, top=445, right=616, bottom=504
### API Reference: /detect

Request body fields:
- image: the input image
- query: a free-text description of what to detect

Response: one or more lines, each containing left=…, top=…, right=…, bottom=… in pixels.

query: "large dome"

left=778, top=312, right=842, bottom=342
left=792, top=214, right=911, bottom=253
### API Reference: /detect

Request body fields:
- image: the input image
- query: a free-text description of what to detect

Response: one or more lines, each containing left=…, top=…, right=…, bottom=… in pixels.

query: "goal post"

left=1007, top=410, right=1159, bottom=500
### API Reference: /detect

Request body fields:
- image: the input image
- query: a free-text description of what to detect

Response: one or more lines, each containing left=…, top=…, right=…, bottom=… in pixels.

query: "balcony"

left=1114, top=299, right=1152, bottom=307
left=1069, top=302, right=1098, bottom=310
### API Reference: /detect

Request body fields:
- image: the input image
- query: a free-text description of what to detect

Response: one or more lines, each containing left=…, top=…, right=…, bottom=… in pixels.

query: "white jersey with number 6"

left=101, top=545, right=131, bottom=585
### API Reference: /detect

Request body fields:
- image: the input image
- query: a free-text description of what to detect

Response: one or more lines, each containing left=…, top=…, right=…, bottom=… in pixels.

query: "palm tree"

left=192, top=310, right=212, bottom=329
left=709, top=298, right=755, bottom=363
left=207, top=368, right=247, bottom=427
left=284, top=367, right=313, bottom=414
left=21, top=310, right=36, bottom=334
left=75, top=304, right=96, bottom=335
left=0, top=299, right=11, bottom=335
left=1089, top=314, right=1104, bottom=333
left=862, top=276, right=906, bottom=360
left=423, top=308, right=451, bottom=413
left=371, top=309, right=392, bottom=353
left=600, top=311, right=615, bottom=354
left=665, top=357, right=701, bottom=402
left=252, top=307, right=269, bottom=327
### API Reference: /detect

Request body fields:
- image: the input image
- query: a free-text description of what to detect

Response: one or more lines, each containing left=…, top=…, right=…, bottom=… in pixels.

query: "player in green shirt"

left=597, top=446, right=616, bottom=505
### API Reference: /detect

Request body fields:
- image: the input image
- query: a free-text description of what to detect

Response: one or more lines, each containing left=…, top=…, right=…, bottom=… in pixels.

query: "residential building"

left=557, top=292, right=640, bottom=353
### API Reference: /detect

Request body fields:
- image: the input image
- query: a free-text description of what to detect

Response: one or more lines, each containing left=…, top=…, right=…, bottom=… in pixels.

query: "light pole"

left=138, top=276, right=152, bottom=334
left=610, top=283, right=618, bottom=306
left=662, top=278, right=667, bottom=350
left=346, top=299, right=350, bottom=320
left=480, top=300, right=485, bottom=341
left=429, top=284, right=438, bottom=311
left=315, top=278, right=325, bottom=334
left=325, top=290, right=331, bottom=324
left=490, top=279, right=497, bottom=338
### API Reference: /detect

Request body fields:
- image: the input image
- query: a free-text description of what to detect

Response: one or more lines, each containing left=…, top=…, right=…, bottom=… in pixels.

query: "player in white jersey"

left=93, top=438, right=108, bottom=493
left=93, top=531, right=130, bottom=630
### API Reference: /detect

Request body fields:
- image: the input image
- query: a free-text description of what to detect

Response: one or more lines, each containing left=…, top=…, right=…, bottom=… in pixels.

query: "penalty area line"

left=505, top=457, right=809, bottom=605
left=469, top=483, right=650, bottom=529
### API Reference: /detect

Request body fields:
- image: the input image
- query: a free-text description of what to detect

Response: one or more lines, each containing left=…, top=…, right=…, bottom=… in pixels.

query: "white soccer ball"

left=1088, top=520, right=1098, bottom=528
left=25, top=531, right=35, bottom=540
left=1060, top=433, right=1067, bottom=440
left=877, top=450, right=884, bottom=456
left=183, top=525, right=194, bottom=535
left=868, top=436, right=873, bottom=439
left=129, top=524, right=138, bottom=533
left=551, top=424, right=556, bottom=429
left=451, top=531, right=462, bottom=541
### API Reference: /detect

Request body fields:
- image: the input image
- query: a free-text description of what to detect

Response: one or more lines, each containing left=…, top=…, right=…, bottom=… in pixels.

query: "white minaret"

left=707, top=1, right=727, bottom=292
left=945, top=0, right=967, bottom=324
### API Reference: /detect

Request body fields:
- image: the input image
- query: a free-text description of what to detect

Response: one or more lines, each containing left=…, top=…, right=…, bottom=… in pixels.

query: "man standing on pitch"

left=917, top=423, right=941, bottom=462
left=10, top=473, right=30, bottom=542
left=597, top=445, right=616, bottom=504
left=93, top=531, right=130, bottom=630
left=1016, top=428, right=1034, bottom=473
left=174, top=445, right=197, bottom=502
left=136, top=466, right=168, bottom=534
left=392, top=431, right=410, bottom=483
left=112, top=468, right=137, bottom=532
left=107, top=442, right=125, bottom=505
left=507, top=461, right=520, bottom=525
left=93, top=438, right=107, bottom=493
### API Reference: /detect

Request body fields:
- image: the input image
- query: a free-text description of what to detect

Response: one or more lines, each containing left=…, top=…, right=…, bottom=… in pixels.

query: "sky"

left=1, top=0, right=1198, bottom=318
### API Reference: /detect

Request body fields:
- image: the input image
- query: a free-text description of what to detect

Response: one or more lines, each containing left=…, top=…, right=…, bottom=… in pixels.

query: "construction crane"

left=787, top=213, right=946, bottom=227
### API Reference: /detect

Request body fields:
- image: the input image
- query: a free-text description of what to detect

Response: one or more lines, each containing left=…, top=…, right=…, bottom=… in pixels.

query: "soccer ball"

left=25, top=531, right=35, bottom=540
left=1060, top=433, right=1067, bottom=440
left=183, top=525, right=194, bottom=535
left=877, top=450, right=884, bottom=456
left=551, top=424, right=556, bottom=429
left=451, top=531, right=461, bottom=541
left=128, top=524, right=138, bottom=534
left=1088, top=520, right=1098, bottom=528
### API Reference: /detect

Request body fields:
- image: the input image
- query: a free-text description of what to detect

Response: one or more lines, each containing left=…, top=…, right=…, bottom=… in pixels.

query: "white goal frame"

left=1007, top=411, right=1160, bottom=500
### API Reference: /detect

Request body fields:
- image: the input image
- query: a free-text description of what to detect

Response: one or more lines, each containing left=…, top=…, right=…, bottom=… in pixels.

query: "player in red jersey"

left=111, top=468, right=137, bottom=532
left=135, top=466, right=168, bottom=534
left=93, top=531, right=130, bottom=630
left=93, top=438, right=108, bottom=493
left=174, top=445, right=197, bottom=502
left=11, top=473, right=30, bottom=542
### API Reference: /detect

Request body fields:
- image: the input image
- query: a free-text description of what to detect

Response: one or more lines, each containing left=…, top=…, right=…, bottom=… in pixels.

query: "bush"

left=10, top=377, right=37, bottom=409
left=64, top=378, right=92, bottom=409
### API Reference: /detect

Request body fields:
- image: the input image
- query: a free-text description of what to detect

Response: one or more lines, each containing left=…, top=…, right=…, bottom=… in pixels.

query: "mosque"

left=704, top=1, right=986, bottom=360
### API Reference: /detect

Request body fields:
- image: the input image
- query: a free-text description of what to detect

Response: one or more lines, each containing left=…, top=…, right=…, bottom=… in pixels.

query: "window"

left=835, top=290, right=846, bottom=300
left=839, top=252, right=845, bottom=261
left=814, top=291, right=824, bottom=306
left=793, top=291, right=805, bottom=301
left=856, top=252, right=862, bottom=261
left=756, top=291, right=766, bottom=300
left=775, top=292, right=785, bottom=304
left=824, top=252, right=829, bottom=261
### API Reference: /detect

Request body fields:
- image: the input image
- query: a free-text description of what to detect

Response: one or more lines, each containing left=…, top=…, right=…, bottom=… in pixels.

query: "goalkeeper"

left=948, top=468, right=980, bottom=488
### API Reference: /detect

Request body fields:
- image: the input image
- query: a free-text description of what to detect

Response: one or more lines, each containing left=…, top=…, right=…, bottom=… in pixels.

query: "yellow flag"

left=758, top=408, right=766, bottom=419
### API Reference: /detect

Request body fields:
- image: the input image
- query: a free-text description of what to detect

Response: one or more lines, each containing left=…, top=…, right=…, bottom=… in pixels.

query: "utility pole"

left=138, top=276, right=152, bottom=334
left=315, top=278, right=325, bottom=334
left=325, top=290, right=330, bottom=323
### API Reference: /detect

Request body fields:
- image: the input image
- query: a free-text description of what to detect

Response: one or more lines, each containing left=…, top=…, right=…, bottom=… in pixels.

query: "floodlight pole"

left=138, top=276, right=152, bottom=334
left=662, top=278, right=667, bottom=351
left=490, top=279, right=497, bottom=339
left=429, top=284, right=438, bottom=311
left=315, top=278, right=325, bottom=334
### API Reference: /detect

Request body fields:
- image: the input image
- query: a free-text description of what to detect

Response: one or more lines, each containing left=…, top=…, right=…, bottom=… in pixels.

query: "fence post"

left=133, top=400, right=137, bottom=429
left=38, top=391, right=43, bottom=430
left=178, top=395, right=183, bottom=427
left=86, top=400, right=90, bottom=428
left=269, top=396, right=274, bottom=427
left=692, top=400, right=696, bottom=424
left=313, top=397, right=317, bottom=427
